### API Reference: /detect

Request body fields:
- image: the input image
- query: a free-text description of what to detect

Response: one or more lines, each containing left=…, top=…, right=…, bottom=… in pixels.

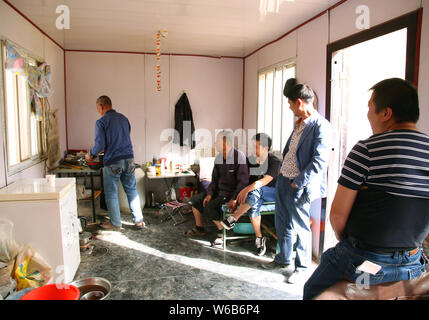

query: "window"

left=258, top=62, right=296, bottom=152
left=1, top=42, right=46, bottom=174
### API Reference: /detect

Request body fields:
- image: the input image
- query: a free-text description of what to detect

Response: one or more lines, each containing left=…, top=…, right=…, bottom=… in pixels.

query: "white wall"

left=243, top=0, right=428, bottom=133
left=66, top=52, right=243, bottom=165
left=0, top=1, right=66, bottom=188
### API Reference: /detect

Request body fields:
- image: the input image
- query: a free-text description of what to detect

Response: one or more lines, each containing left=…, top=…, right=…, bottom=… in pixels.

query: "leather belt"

left=347, top=236, right=419, bottom=256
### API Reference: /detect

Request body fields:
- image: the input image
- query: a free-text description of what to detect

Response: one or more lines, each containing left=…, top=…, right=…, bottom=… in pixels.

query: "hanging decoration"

left=156, top=30, right=168, bottom=92
left=4, top=41, right=53, bottom=119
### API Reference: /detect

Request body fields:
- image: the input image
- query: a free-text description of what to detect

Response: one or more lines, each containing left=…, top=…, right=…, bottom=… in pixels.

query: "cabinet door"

left=59, top=186, right=81, bottom=282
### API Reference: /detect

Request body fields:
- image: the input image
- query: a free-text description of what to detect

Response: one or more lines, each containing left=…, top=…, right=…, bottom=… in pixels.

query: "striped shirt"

left=338, top=129, right=429, bottom=199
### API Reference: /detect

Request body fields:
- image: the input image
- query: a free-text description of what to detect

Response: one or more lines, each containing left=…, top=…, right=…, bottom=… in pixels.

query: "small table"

left=50, top=165, right=102, bottom=223
left=146, top=171, right=195, bottom=202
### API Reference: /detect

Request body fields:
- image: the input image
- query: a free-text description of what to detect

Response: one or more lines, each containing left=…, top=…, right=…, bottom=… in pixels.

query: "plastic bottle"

left=161, top=159, right=166, bottom=175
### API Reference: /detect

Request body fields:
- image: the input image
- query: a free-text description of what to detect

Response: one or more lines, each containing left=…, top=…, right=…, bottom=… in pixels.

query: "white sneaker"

left=221, top=215, right=236, bottom=230
left=255, top=237, right=266, bottom=256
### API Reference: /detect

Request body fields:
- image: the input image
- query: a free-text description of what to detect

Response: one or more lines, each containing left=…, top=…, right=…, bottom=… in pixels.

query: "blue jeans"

left=103, top=158, right=143, bottom=227
left=303, top=239, right=428, bottom=300
left=275, top=175, right=311, bottom=271
left=245, top=186, right=276, bottom=218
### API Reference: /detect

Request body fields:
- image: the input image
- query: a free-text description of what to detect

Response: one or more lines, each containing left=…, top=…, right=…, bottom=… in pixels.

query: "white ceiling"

left=8, top=0, right=340, bottom=57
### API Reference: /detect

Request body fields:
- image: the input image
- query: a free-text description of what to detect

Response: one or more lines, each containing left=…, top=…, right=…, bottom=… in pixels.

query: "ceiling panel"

left=7, top=0, right=340, bottom=57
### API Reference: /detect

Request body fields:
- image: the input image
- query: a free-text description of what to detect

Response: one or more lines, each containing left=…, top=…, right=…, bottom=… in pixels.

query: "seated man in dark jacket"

left=185, top=130, right=249, bottom=246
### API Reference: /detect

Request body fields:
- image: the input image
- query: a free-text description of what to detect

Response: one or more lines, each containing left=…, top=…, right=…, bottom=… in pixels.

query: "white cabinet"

left=0, top=178, right=80, bottom=283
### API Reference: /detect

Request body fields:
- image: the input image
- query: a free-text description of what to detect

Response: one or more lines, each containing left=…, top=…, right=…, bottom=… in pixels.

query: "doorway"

left=321, top=10, right=422, bottom=253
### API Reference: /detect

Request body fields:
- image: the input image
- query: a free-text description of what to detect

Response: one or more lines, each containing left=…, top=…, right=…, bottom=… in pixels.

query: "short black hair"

left=283, top=78, right=314, bottom=104
left=252, top=133, right=272, bottom=150
left=217, top=130, right=234, bottom=146
left=370, top=78, right=419, bottom=123
left=96, top=95, right=112, bottom=107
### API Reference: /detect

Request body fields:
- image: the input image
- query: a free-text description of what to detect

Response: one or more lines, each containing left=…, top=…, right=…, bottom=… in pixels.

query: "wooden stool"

left=315, top=270, right=429, bottom=300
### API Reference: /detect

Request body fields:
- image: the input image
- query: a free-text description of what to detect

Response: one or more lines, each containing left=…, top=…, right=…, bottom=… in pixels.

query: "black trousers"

left=188, top=192, right=229, bottom=221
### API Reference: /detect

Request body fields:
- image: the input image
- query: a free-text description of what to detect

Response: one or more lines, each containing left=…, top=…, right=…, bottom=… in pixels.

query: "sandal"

left=184, top=227, right=206, bottom=237
left=135, top=222, right=147, bottom=230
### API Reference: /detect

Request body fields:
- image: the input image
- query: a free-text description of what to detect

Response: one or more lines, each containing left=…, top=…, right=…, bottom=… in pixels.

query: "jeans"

left=275, top=175, right=312, bottom=271
left=303, top=239, right=428, bottom=300
left=245, top=186, right=276, bottom=218
left=103, top=158, right=143, bottom=227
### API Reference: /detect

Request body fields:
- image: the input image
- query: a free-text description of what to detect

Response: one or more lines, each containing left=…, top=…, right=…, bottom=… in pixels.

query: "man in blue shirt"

left=85, top=95, right=145, bottom=230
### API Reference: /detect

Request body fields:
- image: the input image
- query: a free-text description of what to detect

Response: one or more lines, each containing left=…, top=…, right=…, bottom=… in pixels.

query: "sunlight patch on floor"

left=96, top=231, right=305, bottom=295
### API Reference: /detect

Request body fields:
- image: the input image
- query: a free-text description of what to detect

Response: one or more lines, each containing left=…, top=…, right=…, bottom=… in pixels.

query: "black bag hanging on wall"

left=173, top=92, right=196, bottom=149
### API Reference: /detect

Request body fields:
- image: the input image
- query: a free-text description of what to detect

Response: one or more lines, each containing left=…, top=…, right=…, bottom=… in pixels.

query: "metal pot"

left=70, top=277, right=112, bottom=300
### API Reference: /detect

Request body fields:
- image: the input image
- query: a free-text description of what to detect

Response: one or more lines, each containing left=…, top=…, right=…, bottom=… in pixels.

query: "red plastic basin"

left=20, top=284, right=80, bottom=300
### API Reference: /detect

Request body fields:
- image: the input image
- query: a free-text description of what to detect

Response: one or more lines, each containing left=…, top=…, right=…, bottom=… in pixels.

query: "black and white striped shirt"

left=338, top=129, right=429, bottom=199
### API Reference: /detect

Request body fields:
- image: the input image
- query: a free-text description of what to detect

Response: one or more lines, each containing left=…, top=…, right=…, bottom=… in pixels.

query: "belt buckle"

left=409, top=248, right=419, bottom=256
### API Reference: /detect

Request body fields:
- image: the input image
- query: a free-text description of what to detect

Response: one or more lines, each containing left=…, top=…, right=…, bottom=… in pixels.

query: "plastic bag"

left=0, top=261, right=15, bottom=287
left=4, top=43, right=26, bottom=74
left=0, top=278, right=17, bottom=299
left=0, top=219, right=21, bottom=264
left=13, top=244, right=52, bottom=290
left=35, top=63, right=53, bottom=98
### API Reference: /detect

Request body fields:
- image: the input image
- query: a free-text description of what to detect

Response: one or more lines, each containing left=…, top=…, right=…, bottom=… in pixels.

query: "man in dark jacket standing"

left=86, top=96, right=145, bottom=230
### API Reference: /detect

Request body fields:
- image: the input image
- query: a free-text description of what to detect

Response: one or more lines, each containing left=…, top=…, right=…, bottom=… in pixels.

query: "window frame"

left=326, top=9, right=422, bottom=120
left=0, top=40, right=47, bottom=176
left=257, top=59, right=297, bottom=153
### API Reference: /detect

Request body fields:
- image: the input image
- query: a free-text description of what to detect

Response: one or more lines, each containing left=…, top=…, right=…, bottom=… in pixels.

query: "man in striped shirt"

left=304, top=78, right=429, bottom=300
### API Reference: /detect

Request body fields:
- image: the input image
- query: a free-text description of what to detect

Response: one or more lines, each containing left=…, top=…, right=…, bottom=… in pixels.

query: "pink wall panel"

left=65, top=52, right=243, bottom=164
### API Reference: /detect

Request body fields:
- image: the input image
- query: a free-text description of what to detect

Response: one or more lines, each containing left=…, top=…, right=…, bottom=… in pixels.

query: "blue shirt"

left=90, top=109, right=134, bottom=166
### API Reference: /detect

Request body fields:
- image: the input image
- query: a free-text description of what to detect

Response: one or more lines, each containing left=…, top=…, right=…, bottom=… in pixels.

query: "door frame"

left=326, top=9, right=422, bottom=120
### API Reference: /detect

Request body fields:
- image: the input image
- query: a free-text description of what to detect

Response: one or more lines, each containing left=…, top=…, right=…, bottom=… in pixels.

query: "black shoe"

left=220, top=216, right=236, bottom=230
left=255, top=237, right=266, bottom=256
left=260, top=261, right=291, bottom=270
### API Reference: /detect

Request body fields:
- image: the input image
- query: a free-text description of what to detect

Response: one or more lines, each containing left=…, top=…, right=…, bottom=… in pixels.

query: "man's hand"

left=85, top=153, right=93, bottom=162
left=203, top=195, right=212, bottom=208
left=227, top=199, right=237, bottom=212
left=291, top=182, right=298, bottom=189
left=236, top=186, right=251, bottom=204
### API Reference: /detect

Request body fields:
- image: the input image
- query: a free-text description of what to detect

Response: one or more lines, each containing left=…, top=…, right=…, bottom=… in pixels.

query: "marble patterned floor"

left=74, top=206, right=318, bottom=300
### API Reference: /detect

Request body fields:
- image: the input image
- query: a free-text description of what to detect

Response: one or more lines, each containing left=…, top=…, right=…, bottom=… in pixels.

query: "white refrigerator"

left=0, top=178, right=81, bottom=283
